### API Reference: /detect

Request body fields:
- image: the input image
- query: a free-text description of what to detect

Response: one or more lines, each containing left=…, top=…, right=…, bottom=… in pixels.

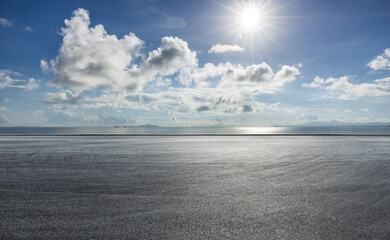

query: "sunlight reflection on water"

left=0, top=126, right=389, bottom=135
left=236, top=127, right=285, bottom=134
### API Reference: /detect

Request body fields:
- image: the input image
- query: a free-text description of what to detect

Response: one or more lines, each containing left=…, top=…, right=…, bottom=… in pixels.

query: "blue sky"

left=0, top=0, right=389, bottom=126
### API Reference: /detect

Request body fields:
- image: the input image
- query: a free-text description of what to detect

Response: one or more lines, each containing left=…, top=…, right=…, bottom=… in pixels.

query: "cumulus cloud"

left=233, top=63, right=274, bottom=83
left=217, top=63, right=300, bottom=89
left=45, top=90, right=83, bottom=104
left=188, top=62, right=300, bottom=91
left=24, top=79, right=39, bottom=91
left=144, top=36, right=197, bottom=85
left=82, top=87, right=225, bottom=114
left=302, top=76, right=327, bottom=89
left=268, top=102, right=281, bottom=111
left=47, top=9, right=198, bottom=91
left=0, top=18, right=12, bottom=27
left=367, top=48, right=390, bottom=71
left=302, top=76, right=390, bottom=99
left=50, top=8, right=144, bottom=91
left=302, top=49, right=390, bottom=100
left=214, top=95, right=238, bottom=105
left=44, top=8, right=301, bottom=116
left=126, top=94, right=157, bottom=104
left=40, top=60, right=50, bottom=72
left=0, top=69, right=38, bottom=91
left=74, top=61, right=300, bottom=114
left=80, top=92, right=155, bottom=110
left=273, top=65, right=301, bottom=87
left=146, top=37, right=196, bottom=71
left=208, top=44, right=245, bottom=54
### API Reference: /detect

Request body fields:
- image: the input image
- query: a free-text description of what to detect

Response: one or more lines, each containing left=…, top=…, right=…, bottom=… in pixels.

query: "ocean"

left=0, top=126, right=390, bottom=135
left=0, top=129, right=389, bottom=239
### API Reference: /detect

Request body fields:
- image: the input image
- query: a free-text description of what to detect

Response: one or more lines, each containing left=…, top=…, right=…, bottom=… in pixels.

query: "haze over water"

left=1, top=126, right=390, bottom=135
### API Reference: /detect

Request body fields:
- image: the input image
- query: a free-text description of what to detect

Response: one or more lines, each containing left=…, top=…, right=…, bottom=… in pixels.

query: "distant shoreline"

left=1, top=134, right=390, bottom=137
left=1, top=126, right=389, bottom=136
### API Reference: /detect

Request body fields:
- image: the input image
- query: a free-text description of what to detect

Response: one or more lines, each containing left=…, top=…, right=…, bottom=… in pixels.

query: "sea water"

left=0, top=126, right=390, bottom=135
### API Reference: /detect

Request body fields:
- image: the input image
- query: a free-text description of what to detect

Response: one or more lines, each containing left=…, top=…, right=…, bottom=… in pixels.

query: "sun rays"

left=240, top=7, right=261, bottom=31
left=212, top=0, right=290, bottom=61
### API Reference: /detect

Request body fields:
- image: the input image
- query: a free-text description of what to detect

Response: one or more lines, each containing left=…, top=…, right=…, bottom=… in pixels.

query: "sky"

left=0, top=0, right=389, bottom=127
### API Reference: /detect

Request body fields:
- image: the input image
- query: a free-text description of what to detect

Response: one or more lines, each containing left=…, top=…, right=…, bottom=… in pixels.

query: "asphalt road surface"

left=1, top=136, right=389, bottom=239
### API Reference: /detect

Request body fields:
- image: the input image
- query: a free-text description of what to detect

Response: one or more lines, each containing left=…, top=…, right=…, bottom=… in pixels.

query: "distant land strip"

left=1, top=134, right=390, bottom=137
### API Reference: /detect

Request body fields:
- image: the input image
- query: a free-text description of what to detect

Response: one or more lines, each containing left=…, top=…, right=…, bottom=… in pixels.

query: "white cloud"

left=50, top=8, right=144, bottom=91
left=40, top=60, right=50, bottom=72
left=25, top=79, right=39, bottom=91
left=0, top=115, right=10, bottom=124
left=80, top=92, right=154, bottom=111
left=302, top=76, right=390, bottom=99
left=80, top=84, right=278, bottom=116
left=386, top=49, right=390, bottom=57
left=146, top=37, right=197, bottom=73
left=44, top=8, right=301, bottom=116
left=208, top=44, right=245, bottom=54
left=23, top=26, right=33, bottom=32
left=268, top=102, right=281, bottom=111
left=0, top=106, right=7, bottom=111
left=52, top=106, right=78, bottom=118
left=374, top=76, right=390, bottom=83
left=229, top=63, right=274, bottom=83
left=33, top=110, right=43, bottom=115
left=45, top=90, right=83, bottom=104
left=48, top=9, right=197, bottom=92
left=4, top=98, right=9, bottom=103
left=144, top=36, right=197, bottom=86
left=0, top=69, right=39, bottom=91
left=216, top=63, right=300, bottom=90
left=61, top=61, right=300, bottom=114
left=98, top=111, right=132, bottom=124
left=367, top=48, right=390, bottom=71
left=0, top=18, right=12, bottom=27
left=302, top=114, right=318, bottom=121
left=189, top=62, right=300, bottom=91
left=361, top=108, right=370, bottom=113
left=273, top=65, right=301, bottom=87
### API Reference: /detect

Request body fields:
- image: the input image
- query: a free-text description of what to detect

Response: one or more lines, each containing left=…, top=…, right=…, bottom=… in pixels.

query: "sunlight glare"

left=241, top=8, right=260, bottom=30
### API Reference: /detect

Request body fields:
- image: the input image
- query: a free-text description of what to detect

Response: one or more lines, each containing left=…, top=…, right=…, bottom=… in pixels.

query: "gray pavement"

left=1, top=136, right=389, bottom=239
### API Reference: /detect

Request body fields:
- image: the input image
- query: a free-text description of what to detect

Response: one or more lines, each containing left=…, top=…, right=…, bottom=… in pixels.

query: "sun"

left=241, top=8, right=261, bottom=31
left=211, top=0, right=288, bottom=61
